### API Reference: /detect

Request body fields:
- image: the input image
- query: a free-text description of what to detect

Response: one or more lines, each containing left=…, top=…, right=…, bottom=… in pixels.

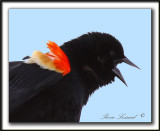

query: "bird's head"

left=61, top=32, right=140, bottom=87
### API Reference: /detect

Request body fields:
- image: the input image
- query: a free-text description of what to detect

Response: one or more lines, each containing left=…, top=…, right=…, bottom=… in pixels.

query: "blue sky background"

left=9, top=9, right=151, bottom=122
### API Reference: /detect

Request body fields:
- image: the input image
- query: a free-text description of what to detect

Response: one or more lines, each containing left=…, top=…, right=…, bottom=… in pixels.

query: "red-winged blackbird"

left=9, top=32, right=140, bottom=122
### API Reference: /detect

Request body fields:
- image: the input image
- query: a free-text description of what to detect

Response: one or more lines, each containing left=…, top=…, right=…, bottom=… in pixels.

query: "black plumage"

left=9, top=32, right=139, bottom=122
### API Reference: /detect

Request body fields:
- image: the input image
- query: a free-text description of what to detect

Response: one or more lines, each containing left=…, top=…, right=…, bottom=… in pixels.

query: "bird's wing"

left=9, top=61, right=63, bottom=112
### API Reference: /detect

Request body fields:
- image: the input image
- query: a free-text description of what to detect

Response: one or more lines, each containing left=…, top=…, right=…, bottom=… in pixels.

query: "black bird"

left=9, top=32, right=140, bottom=122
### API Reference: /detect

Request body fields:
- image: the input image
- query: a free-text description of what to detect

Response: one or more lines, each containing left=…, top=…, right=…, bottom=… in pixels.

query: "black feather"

left=22, top=56, right=30, bottom=60
left=9, top=62, right=62, bottom=112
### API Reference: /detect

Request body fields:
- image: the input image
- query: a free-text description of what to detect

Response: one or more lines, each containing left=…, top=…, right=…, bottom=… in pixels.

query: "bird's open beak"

left=112, top=57, right=140, bottom=86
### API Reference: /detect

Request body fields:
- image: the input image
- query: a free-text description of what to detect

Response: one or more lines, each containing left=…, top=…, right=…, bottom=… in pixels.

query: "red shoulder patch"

left=46, top=41, right=71, bottom=76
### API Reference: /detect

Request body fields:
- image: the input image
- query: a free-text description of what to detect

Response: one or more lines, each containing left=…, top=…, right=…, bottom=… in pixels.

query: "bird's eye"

left=110, top=50, right=118, bottom=60
left=110, top=51, right=114, bottom=56
left=97, top=56, right=105, bottom=64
